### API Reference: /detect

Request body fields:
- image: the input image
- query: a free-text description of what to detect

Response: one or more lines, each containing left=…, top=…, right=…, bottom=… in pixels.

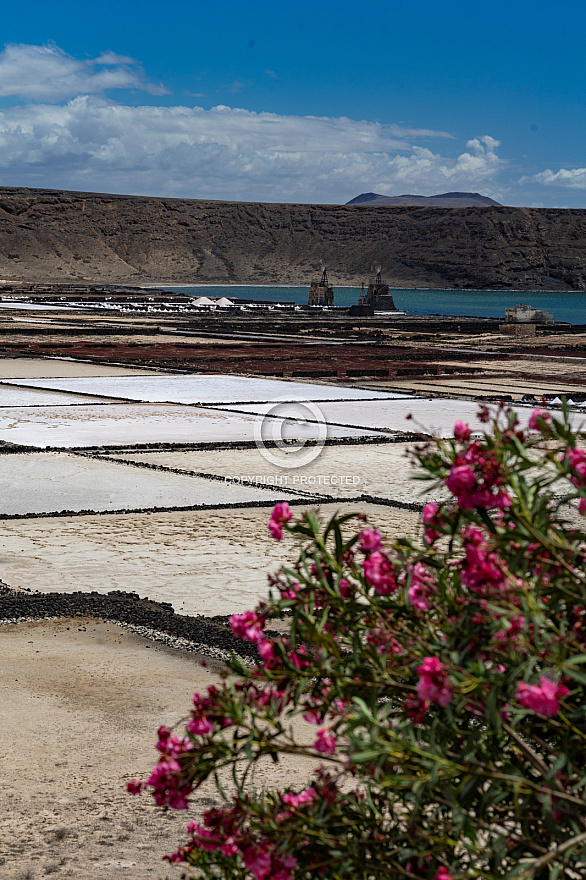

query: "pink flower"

left=408, top=582, right=428, bottom=611
left=445, top=445, right=511, bottom=510
left=187, top=716, right=214, bottom=736
left=282, top=787, right=318, bottom=808
left=314, top=728, right=337, bottom=755
left=528, top=407, right=551, bottom=432
left=288, top=644, right=312, bottom=670
left=435, top=869, right=454, bottom=880
left=454, top=421, right=471, bottom=442
left=221, top=837, right=239, bottom=857
left=446, top=464, right=476, bottom=495
left=242, top=846, right=272, bottom=880
left=566, top=447, right=586, bottom=487
left=272, top=501, right=292, bottom=522
left=362, top=551, right=397, bottom=594
left=126, top=779, right=142, bottom=795
left=339, top=578, right=353, bottom=598
left=516, top=676, right=570, bottom=717
left=358, top=527, right=383, bottom=553
left=268, top=502, right=292, bottom=540
left=580, top=498, right=586, bottom=515
left=280, top=581, right=301, bottom=600
left=422, top=501, right=439, bottom=525
left=268, top=519, right=284, bottom=540
left=460, top=526, right=506, bottom=594
left=416, top=657, right=452, bottom=707
left=257, top=638, right=276, bottom=663
left=193, top=825, right=223, bottom=852
left=407, top=562, right=433, bottom=610
left=230, top=611, right=265, bottom=644
left=422, top=501, right=443, bottom=544
left=145, top=759, right=192, bottom=809
left=156, top=725, right=193, bottom=756
left=418, top=656, right=443, bottom=676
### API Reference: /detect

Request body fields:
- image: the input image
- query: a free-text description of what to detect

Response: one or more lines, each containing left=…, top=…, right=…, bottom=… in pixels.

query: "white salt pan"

left=0, top=452, right=298, bottom=514
left=0, top=384, right=106, bottom=407
left=111, top=443, right=443, bottom=504
left=0, top=404, right=381, bottom=448
left=222, top=398, right=537, bottom=438
left=3, top=375, right=411, bottom=405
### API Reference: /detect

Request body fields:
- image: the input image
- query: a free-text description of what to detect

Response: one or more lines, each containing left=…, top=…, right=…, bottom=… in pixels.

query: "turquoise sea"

left=162, top=286, right=586, bottom=326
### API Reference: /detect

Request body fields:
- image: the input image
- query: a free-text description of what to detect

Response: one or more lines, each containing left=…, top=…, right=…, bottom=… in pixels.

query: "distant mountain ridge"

left=0, top=186, right=585, bottom=289
left=347, top=191, right=502, bottom=207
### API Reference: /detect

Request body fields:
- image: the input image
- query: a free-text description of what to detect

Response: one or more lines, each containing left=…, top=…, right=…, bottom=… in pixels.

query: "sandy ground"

left=382, top=376, right=586, bottom=398
left=112, top=443, right=441, bottom=504
left=0, top=619, right=317, bottom=880
left=0, top=504, right=421, bottom=616
left=0, top=358, right=160, bottom=378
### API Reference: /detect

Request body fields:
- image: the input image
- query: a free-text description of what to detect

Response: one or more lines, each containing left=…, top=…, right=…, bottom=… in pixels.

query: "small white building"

left=505, top=304, right=554, bottom=324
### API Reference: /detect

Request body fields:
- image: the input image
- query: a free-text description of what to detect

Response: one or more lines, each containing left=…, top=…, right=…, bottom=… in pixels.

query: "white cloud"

left=0, top=43, right=167, bottom=101
left=527, top=167, right=586, bottom=189
left=0, top=97, right=504, bottom=202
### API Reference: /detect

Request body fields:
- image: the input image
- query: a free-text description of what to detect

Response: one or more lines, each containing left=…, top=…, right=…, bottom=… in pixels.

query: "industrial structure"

left=504, top=304, right=554, bottom=324
left=357, top=270, right=396, bottom=311
left=499, top=303, right=555, bottom=336
left=308, top=267, right=334, bottom=306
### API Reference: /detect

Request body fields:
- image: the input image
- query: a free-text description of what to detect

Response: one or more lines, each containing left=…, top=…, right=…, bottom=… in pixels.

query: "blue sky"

left=0, top=0, right=584, bottom=206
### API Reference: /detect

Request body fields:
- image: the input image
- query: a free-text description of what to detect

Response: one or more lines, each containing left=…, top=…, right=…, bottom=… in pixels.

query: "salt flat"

left=0, top=503, right=420, bottom=615
left=222, top=398, right=537, bottom=437
left=0, top=452, right=294, bottom=514
left=0, top=403, right=382, bottom=447
left=3, top=374, right=412, bottom=404
left=110, top=442, right=443, bottom=504
left=0, top=300, right=84, bottom=310
left=0, top=384, right=107, bottom=407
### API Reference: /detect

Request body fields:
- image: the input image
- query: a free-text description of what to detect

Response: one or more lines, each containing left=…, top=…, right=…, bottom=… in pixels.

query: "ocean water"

left=162, top=285, right=586, bottom=325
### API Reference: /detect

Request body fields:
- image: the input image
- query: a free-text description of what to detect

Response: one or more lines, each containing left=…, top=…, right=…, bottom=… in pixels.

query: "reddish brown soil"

left=0, top=340, right=485, bottom=379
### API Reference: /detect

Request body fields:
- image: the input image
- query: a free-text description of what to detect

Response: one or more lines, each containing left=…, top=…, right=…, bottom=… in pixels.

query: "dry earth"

left=0, top=619, right=317, bottom=880
left=0, top=503, right=420, bottom=616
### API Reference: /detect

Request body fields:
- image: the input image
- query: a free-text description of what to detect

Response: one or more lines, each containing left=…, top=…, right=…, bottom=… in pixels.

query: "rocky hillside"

left=0, top=187, right=585, bottom=289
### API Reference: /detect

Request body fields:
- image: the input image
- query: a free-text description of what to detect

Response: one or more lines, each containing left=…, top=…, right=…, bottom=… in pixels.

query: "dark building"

left=308, top=267, right=334, bottom=306
left=358, top=271, right=396, bottom=311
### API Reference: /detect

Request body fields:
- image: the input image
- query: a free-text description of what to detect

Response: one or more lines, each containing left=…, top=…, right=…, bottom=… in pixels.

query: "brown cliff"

left=0, top=187, right=585, bottom=290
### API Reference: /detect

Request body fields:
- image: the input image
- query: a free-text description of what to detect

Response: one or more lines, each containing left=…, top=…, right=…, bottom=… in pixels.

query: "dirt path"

left=0, top=619, right=314, bottom=879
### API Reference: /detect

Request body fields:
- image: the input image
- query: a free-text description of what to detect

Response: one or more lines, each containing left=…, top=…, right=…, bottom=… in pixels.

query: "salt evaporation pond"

left=0, top=452, right=296, bottom=514
left=0, top=503, right=421, bottom=615
left=0, top=384, right=109, bottom=407
left=110, top=442, right=443, bottom=505
left=219, top=398, right=539, bottom=438
left=3, top=375, right=410, bottom=405
left=0, top=359, right=164, bottom=379
left=0, top=404, right=382, bottom=448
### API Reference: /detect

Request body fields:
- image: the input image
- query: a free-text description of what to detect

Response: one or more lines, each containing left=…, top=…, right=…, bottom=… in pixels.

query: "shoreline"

left=143, top=283, right=586, bottom=293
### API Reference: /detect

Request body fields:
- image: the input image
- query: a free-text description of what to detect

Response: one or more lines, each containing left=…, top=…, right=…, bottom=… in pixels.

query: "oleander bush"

left=129, top=404, right=586, bottom=880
